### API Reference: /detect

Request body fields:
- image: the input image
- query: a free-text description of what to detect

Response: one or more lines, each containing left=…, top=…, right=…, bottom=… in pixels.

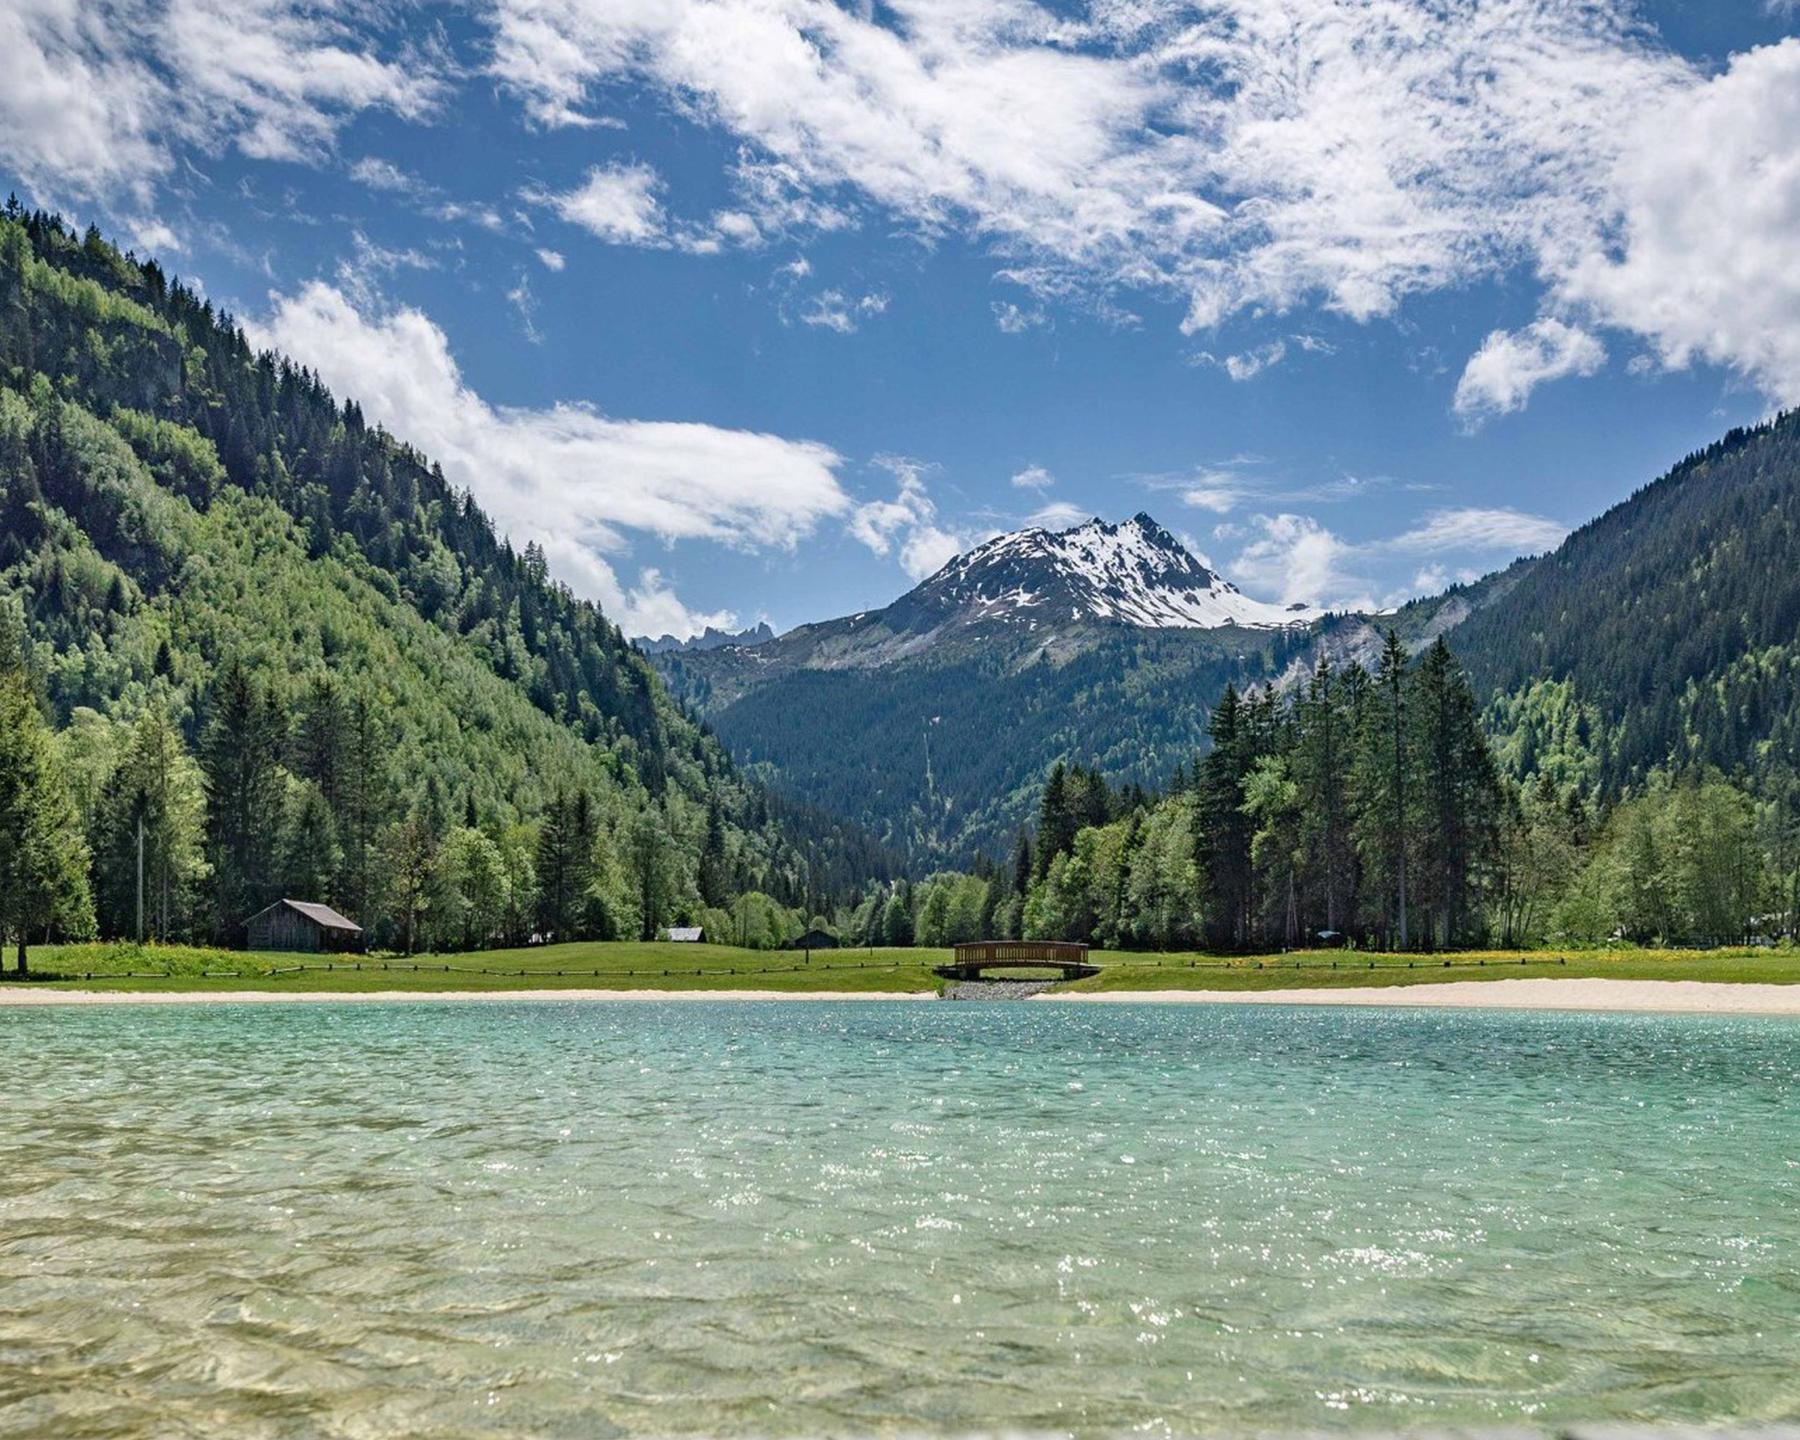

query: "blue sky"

left=4, top=1, right=1798, bottom=637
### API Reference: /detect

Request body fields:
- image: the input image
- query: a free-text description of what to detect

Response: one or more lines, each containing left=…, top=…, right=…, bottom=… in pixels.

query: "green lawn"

left=8, top=940, right=1800, bottom=996
left=12, top=940, right=949, bottom=993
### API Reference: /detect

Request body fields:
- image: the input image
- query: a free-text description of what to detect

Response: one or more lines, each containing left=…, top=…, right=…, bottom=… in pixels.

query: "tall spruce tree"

left=200, top=660, right=286, bottom=943
left=1198, top=685, right=1257, bottom=948
left=1036, top=762, right=1075, bottom=878
left=1294, top=658, right=1356, bottom=934
left=1353, top=632, right=1414, bottom=947
left=96, top=707, right=208, bottom=942
left=0, top=604, right=93, bottom=971
left=1411, top=637, right=1501, bottom=946
left=338, top=693, right=387, bottom=925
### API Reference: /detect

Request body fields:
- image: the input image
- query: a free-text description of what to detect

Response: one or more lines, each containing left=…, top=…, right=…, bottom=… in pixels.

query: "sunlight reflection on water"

left=2, top=1000, right=1798, bottom=1437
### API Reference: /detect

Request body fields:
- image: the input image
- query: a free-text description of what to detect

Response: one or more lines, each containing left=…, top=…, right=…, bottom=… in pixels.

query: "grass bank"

left=7, top=940, right=1800, bottom=996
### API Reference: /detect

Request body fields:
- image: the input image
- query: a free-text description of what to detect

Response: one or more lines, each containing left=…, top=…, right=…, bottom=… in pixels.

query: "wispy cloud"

left=1454, top=319, right=1606, bottom=423
left=0, top=0, right=443, bottom=203
left=482, top=0, right=1800, bottom=408
left=1224, top=505, right=1565, bottom=611
left=250, top=281, right=849, bottom=637
left=849, top=457, right=977, bottom=581
left=798, top=288, right=889, bottom=335
left=526, top=161, right=666, bottom=245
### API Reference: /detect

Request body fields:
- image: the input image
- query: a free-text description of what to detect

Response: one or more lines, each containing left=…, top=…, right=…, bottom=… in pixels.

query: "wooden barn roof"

left=245, top=898, right=363, bottom=933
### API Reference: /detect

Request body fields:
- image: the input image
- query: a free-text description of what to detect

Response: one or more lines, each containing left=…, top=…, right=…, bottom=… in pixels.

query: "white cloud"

left=1179, top=477, right=1245, bottom=514
left=349, top=156, right=424, bottom=195
left=1384, top=507, right=1567, bottom=556
left=1026, top=500, right=1087, bottom=530
left=535, top=247, right=565, bottom=271
left=992, top=301, right=1047, bottom=334
left=1010, top=465, right=1054, bottom=491
left=249, top=281, right=850, bottom=636
left=1194, top=340, right=1287, bottom=383
left=1230, top=514, right=1371, bottom=612
left=1453, top=319, right=1606, bottom=422
left=482, top=1, right=1800, bottom=408
left=1225, top=503, right=1565, bottom=611
left=1557, top=40, right=1800, bottom=406
left=429, top=200, right=506, bottom=232
left=850, top=457, right=974, bottom=580
left=798, top=288, right=889, bottom=334
left=530, top=161, right=666, bottom=245
left=0, top=0, right=442, bottom=204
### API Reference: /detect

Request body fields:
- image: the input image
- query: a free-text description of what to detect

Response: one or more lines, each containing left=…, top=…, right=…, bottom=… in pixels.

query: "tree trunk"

left=15, top=933, right=27, bottom=976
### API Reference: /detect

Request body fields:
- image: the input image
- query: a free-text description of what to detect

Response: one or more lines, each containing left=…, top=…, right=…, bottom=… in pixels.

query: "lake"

left=3, top=1000, right=1797, bottom=1436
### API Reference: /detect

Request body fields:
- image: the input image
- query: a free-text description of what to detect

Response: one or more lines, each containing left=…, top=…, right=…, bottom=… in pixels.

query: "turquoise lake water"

left=3, top=1000, right=1798, bottom=1437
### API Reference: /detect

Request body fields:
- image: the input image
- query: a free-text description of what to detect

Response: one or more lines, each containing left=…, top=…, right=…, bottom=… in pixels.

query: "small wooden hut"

left=245, top=899, right=364, bottom=954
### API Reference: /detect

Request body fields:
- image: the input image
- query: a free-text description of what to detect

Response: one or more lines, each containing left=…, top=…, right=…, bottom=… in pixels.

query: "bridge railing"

left=950, top=941, right=1091, bottom=966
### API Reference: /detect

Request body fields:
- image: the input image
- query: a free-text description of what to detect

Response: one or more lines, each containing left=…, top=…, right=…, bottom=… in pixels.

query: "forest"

left=0, top=207, right=893, bottom=967
left=4, top=206, right=1798, bottom=969
left=833, top=636, right=1787, bottom=955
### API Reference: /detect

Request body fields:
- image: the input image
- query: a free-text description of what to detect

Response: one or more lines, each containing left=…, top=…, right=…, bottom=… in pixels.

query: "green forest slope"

left=0, top=209, right=890, bottom=949
left=1446, top=410, right=1800, bottom=792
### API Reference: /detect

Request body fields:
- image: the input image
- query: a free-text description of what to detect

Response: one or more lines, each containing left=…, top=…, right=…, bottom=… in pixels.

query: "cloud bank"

left=251, top=281, right=850, bottom=637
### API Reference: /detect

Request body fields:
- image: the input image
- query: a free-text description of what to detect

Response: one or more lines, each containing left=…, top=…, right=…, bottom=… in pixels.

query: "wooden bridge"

left=936, top=941, right=1098, bottom=982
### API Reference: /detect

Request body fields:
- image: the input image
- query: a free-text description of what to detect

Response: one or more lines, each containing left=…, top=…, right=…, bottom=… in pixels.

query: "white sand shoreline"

left=1035, top=977, right=1800, bottom=1015
left=2, top=977, right=1799, bottom=1013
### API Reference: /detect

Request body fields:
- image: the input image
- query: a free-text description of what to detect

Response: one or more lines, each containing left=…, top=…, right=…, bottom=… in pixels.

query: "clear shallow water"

left=2, top=1001, right=1798, bottom=1439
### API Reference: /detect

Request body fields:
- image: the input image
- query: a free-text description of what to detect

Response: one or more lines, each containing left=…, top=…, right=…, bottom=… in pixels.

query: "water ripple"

left=2, top=1001, right=1798, bottom=1436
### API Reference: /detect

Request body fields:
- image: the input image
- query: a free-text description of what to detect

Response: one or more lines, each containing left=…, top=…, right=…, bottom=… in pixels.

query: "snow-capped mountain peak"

left=910, top=513, right=1320, bottom=631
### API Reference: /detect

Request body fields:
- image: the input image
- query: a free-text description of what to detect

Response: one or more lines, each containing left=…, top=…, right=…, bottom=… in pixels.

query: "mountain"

left=1440, top=409, right=1800, bottom=794
left=0, top=209, right=892, bottom=942
left=635, top=622, right=774, bottom=656
left=896, top=513, right=1320, bottom=633
left=663, top=407, right=1800, bottom=869
left=652, top=513, right=1503, bottom=864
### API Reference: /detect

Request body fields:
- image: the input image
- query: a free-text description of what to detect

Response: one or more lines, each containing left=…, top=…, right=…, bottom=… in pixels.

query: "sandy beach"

left=1036, top=977, right=1800, bottom=1015
left=4, top=977, right=1800, bottom=1013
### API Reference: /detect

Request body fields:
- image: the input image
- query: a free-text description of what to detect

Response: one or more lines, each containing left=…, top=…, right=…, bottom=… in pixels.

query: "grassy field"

left=6, top=939, right=1800, bottom=995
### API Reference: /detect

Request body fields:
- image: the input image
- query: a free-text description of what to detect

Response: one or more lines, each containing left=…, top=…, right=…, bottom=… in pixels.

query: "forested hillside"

left=0, top=208, right=890, bottom=958
left=1448, top=410, right=1800, bottom=794
left=657, top=566, right=1504, bottom=868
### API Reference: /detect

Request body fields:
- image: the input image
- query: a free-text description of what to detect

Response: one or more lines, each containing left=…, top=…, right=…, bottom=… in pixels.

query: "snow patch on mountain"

left=919, top=513, right=1320, bottom=631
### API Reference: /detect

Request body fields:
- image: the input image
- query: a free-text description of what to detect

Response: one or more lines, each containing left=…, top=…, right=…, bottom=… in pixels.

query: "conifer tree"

left=200, top=660, right=285, bottom=942
left=1354, top=632, right=1414, bottom=947
left=96, top=707, right=208, bottom=941
left=1198, top=685, right=1256, bottom=948
left=1411, top=638, right=1501, bottom=946
left=0, top=604, right=93, bottom=971
left=1036, top=762, right=1075, bottom=878
left=1294, top=658, right=1357, bottom=934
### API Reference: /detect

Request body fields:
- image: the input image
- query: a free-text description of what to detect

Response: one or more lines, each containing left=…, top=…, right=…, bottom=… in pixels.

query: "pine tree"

left=698, top=796, right=730, bottom=908
left=1036, top=762, right=1075, bottom=878
left=338, top=693, right=387, bottom=925
left=199, top=660, right=285, bottom=943
left=381, top=808, right=440, bottom=955
left=280, top=781, right=342, bottom=905
left=0, top=605, right=93, bottom=971
left=1411, top=638, right=1501, bottom=946
left=1353, top=632, right=1414, bottom=947
left=1293, top=658, right=1356, bottom=935
left=96, top=707, right=208, bottom=941
left=292, top=672, right=348, bottom=812
left=1198, top=685, right=1256, bottom=948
